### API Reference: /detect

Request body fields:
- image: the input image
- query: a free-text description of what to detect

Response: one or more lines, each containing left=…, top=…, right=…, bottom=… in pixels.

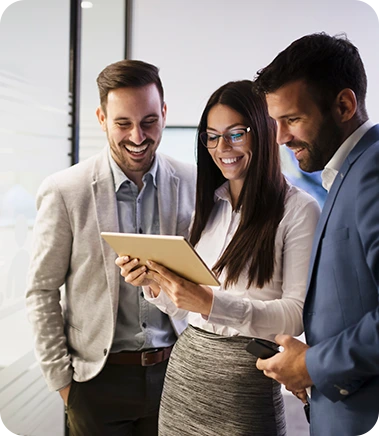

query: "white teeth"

left=126, top=144, right=148, bottom=153
left=221, top=157, right=239, bottom=164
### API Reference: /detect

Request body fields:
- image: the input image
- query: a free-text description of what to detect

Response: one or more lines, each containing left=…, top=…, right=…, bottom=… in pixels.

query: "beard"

left=106, top=129, right=162, bottom=177
left=288, top=114, right=344, bottom=173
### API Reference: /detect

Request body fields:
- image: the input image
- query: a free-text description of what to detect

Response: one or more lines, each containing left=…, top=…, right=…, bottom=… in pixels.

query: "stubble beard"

left=296, top=116, right=344, bottom=173
left=108, top=133, right=160, bottom=176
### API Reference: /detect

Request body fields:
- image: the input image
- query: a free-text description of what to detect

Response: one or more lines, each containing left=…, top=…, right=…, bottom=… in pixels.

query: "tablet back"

left=101, top=232, right=220, bottom=286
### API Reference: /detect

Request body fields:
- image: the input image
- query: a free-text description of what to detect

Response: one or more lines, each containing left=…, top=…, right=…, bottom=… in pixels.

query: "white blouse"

left=144, top=181, right=321, bottom=341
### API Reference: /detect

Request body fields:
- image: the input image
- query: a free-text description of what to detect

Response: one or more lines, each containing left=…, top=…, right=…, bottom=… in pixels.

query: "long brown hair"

left=190, top=80, right=287, bottom=288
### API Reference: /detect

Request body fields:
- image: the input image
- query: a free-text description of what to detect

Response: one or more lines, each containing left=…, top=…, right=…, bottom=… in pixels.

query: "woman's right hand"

left=115, top=256, right=153, bottom=287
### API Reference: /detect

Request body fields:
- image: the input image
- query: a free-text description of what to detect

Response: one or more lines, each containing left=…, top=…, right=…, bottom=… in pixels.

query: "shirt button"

left=142, top=322, right=147, bottom=328
left=103, top=348, right=107, bottom=356
left=339, top=389, right=349, bottom=396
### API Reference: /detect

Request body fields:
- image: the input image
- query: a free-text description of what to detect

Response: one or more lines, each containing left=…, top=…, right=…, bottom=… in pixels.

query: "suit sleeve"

left=26, top=176, right=74, bottom=392
left=306, top=149, right=379, bottom=402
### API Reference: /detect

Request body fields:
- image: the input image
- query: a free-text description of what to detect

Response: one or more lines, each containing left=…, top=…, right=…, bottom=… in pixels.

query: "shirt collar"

left=214, top=181, right=231, bottom=203
left=108, top=148, right=158, bottom=192
left=321, top=119, right=374, bottom=191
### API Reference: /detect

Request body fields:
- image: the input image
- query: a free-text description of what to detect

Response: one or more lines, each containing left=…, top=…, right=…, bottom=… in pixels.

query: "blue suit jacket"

left=304, top=124, right=379, bottom=436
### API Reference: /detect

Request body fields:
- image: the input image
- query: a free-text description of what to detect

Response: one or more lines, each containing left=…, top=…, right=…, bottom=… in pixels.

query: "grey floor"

left=284, top=393, right=310, bottom=436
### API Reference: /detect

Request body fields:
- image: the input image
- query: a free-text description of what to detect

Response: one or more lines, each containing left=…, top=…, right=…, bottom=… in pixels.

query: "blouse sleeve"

left=142, top=286, right=189, bottom=321
left=207, top=190, right=321, bottom=340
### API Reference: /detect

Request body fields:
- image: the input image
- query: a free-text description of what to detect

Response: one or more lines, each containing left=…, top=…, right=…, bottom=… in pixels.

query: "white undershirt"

left=322, top=120, right=374, bottom=192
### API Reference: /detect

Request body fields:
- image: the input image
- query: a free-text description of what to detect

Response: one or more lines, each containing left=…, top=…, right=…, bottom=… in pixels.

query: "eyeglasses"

left=199, top=127, right=251, bottom=149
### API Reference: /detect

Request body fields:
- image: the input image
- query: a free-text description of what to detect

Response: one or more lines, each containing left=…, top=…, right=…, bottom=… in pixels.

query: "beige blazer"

left=26, top=148, right=196, bottom=391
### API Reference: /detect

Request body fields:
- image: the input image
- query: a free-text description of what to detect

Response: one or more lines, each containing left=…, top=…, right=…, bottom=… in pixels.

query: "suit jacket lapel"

left=91, top=149, right=120, bottom=315
left=156, top=154, right=179, bottom=235
left=306, top=124, right=379, bottom=290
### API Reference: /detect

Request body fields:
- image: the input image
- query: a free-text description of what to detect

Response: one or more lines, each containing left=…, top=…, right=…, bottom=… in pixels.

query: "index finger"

left=146, top=260, right=171, bottom=276
left=146, top=260, right=186, bottom=285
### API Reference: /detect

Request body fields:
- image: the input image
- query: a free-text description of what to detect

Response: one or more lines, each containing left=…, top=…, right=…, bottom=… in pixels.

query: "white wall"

left=79, top=0, right=125, bottom=161
left=130, top=0, right=379, bottom=127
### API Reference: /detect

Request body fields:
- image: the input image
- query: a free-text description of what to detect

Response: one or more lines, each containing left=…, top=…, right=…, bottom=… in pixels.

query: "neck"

left=340, top=114, right=368, bottom=144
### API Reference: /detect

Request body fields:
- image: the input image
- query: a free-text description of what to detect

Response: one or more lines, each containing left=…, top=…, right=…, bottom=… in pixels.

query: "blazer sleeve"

left=306, top=151, right=379, bottom=402
left=26, top=176, right=74, bottom=392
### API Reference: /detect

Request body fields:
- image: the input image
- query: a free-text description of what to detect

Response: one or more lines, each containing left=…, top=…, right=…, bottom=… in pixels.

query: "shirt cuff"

left=207, top=288, right=250, bottom=325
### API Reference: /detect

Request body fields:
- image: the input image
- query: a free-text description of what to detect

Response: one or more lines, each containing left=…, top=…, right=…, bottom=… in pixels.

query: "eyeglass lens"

left=201, top=129, right=248, bottom=148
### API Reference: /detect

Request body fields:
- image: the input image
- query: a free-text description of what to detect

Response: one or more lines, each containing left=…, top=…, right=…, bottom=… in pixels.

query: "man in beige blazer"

left=26, top=60, right=196, bottom=435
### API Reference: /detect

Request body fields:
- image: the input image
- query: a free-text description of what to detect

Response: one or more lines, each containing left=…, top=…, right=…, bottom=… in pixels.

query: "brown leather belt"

left=107, top=345, right=174, bottom=367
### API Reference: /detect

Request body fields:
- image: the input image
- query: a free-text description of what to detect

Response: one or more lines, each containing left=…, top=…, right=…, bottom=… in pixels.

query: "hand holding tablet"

left=101, top=232, right=220, bottom=286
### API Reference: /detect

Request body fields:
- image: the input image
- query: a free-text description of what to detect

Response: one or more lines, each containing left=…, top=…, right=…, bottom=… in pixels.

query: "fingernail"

left=123, top=256, right=129, bottom=261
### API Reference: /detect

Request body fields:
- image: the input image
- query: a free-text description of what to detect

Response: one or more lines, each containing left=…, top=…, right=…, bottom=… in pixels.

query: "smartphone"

left=246, top=338, right=280, bottom=359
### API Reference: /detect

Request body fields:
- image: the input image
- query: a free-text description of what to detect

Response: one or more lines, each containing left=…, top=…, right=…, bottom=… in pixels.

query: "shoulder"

left=357, top=138, right=379, bottom=167
left=285, top=182, right=320, bottom=208
left=156, top=153, right=196, bottom=180
left=283, top=182, right=321, bottom=222
left=38, top=151, right=107, bottom=195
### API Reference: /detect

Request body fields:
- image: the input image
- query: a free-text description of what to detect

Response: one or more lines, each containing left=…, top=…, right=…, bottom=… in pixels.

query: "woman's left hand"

left=146, top=260, right=214, bottom=316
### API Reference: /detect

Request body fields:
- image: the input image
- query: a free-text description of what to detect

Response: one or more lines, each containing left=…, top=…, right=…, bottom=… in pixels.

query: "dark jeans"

left=65, top=359, right=168, bottom=436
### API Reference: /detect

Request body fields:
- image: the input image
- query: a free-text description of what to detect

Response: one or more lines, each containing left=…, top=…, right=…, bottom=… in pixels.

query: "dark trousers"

left=65, top=359, right=168, bottom=436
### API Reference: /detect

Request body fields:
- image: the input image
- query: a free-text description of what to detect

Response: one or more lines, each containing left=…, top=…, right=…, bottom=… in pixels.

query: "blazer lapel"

left=156, top=154, right=179, bottom=235
left=306, top=124, right=379, bottom=290
left=91, top=149, right=120, bottom=315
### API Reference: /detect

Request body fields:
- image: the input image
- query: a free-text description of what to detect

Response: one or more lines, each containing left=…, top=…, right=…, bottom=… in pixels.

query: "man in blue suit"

left=254, top=32, right=379, bottom=435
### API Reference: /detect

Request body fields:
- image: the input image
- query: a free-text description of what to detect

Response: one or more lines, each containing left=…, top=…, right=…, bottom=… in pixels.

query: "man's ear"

left=334, top=88, right=357, bottom=123
left=96, top=106, right=107, bottom=132
left=161, top=102, right=167, bottom=129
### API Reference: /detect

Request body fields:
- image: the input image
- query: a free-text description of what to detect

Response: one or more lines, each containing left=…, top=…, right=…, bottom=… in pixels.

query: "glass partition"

left=0, top=1, right=72, bottom=434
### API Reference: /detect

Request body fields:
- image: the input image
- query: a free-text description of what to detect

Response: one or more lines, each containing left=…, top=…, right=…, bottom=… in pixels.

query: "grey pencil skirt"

left=158, top=325, right=286, bottom=436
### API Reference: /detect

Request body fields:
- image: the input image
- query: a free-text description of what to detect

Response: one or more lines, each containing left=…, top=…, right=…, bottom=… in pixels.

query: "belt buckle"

left=141, top=348, right=159, bottom=367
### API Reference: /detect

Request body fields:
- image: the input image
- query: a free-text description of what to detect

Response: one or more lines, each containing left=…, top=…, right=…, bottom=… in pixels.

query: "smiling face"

left=206, top=104, right=253, bottom=201
left=96, top=83, right=166, bottom=185
left=266, top=80, right=343, bottom=172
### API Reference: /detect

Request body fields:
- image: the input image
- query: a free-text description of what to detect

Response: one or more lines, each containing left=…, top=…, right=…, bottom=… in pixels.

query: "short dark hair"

left=255, top=32, right=367, bottom=115
left=96, top=59, right=164, bottom=112
left=190, top=80, right=287, bottom=288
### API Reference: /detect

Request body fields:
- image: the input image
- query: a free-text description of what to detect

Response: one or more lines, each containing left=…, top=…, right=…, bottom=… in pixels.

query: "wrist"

left=201, top=286, right=214, bottom=316
left=149, top=282, right=161, bottom=297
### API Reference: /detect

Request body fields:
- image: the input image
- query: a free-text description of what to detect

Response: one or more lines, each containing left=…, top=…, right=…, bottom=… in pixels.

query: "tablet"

left=101, top=232, right=220, bottom=286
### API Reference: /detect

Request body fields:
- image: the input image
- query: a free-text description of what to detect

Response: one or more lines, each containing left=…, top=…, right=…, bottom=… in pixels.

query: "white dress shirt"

left=144, top=181, right=320, bottom=341
left=322, top=120, right=374, bottom=192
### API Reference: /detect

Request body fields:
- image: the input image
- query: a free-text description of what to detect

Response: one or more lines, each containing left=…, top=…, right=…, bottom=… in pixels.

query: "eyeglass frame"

left=199, top=127, right=251, bottom=149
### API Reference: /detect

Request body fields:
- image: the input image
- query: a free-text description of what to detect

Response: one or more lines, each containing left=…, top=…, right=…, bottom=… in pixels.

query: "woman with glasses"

left=116, top=80, right=320, bottom=435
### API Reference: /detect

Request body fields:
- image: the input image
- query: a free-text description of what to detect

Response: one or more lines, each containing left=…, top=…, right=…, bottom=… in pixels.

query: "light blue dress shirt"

left=109, top=154, right=176, bottom=352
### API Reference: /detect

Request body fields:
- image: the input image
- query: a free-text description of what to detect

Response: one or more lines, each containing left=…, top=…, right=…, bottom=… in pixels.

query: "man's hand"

left=289, top=388, right=308, bottom=404
left=256, top=334, right=313, bottom=392
left=59, top=384, right=71, bottom=406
